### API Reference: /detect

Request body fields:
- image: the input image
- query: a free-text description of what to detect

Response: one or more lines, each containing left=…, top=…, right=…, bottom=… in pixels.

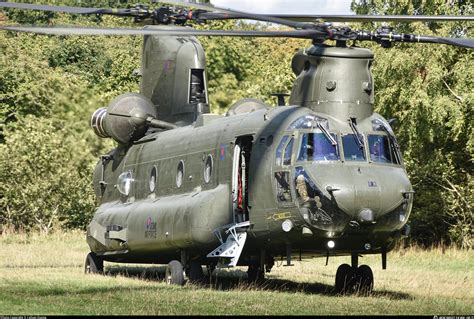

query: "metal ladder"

left=207, top=221, right=250, bottom=268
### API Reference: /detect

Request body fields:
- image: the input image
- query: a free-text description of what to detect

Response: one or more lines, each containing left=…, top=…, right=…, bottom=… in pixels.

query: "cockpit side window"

left=275, top=136, right=289, bottom=166
left=342, top=134, right=366, bottom=161
left=371, top=118, right=402, bottom=165
left=283, top=137, right=294, bottom=166
left=368, top=134, right=399, bottom=164
left=298, top=132, right=340, bottom=162
left=274, top=171, right=292, bottom=203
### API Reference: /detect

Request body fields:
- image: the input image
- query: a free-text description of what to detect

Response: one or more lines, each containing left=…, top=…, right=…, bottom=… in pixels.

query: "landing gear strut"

left=335, top=263, right=374, bottom=294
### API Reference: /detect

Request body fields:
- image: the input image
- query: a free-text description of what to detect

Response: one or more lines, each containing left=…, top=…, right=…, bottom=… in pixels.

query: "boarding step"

left=207, top=221, right=251, bottom=268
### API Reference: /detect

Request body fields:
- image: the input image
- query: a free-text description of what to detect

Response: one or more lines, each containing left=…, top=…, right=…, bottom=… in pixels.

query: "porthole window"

left=204, top=155, right=213, bottom=184
left=149, top=166, right=157, bottom=193
left=117, top=170, right=133, bottom=196
left=176, top=160, right=185, bottom=188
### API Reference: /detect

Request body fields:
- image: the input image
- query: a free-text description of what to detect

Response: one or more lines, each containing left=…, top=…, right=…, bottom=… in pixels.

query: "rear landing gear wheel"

left=187, top=261, right=204, bottom=283
left=247, top=263, right=264, bottom=282
left=206, top=264, right=216, bottom=277
left=84, top=252, right=103, bottom=274
left=165, top=260, right=185, bottom=286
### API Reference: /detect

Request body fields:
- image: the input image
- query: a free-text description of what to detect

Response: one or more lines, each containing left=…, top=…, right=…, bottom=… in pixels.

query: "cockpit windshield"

left=342, top=134, right=366, bottom=161
left=298, top=132, right=340, bottom=162
left=368, top=134, right=399, bottom=164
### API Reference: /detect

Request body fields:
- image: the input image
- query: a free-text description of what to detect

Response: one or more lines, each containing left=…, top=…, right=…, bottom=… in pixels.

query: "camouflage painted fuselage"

left=86, top=33, right=413, bottom=265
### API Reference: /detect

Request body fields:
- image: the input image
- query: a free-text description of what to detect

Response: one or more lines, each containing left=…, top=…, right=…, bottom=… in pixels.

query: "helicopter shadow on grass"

left=104, top=265, right=413, bottom=300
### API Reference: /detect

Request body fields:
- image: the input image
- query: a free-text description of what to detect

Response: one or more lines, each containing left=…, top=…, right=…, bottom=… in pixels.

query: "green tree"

left=352, top=0, right=473, bottom=248
left=0, top=116, right=97, bottom=232
left=0, top=9, right=128, bottom=232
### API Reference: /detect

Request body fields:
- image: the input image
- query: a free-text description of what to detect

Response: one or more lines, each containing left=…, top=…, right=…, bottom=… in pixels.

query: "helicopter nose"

left=308, top=164, right=411, bottom=223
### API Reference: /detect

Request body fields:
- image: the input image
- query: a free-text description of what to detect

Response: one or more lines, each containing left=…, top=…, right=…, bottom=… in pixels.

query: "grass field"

left=0, top=231, right=472, bottom=315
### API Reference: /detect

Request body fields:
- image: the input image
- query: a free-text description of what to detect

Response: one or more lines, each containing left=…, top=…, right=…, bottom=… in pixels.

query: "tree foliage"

left=352, top=0, right=473, bottom=248
left=0, top=116, right=96, bottom=232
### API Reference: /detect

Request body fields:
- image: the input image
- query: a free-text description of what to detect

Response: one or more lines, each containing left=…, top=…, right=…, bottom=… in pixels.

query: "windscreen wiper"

left=348, top=117, right=364, bottom=149
left=313, top=119, right=337, bottom=146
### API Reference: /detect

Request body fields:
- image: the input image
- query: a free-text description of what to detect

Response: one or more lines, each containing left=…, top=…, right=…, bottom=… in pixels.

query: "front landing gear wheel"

left=355, top=265, right=374, bottom=295
left=335, top=263, right=354, bottom=294
left=165, top=260, right=185, bottom=286
left=335, top=263, right=374, bottom=295
left=84, top=252, right=103, bottom=274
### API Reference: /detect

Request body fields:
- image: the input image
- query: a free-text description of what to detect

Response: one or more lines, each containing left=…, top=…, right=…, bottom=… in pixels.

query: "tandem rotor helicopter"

left=1, top=0, right=473, bottom=294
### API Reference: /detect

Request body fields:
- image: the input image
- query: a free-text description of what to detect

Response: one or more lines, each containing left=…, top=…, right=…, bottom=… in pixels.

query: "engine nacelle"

left=91, top=93, right=157, bottom=144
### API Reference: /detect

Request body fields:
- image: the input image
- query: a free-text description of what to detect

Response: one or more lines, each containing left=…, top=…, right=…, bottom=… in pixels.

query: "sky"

left=210, top=0, right=354, bottom=15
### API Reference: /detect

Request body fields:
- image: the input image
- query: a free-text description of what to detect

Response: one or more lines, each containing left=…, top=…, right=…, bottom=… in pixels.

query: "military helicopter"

left=1, top=0, right=473, bottom=294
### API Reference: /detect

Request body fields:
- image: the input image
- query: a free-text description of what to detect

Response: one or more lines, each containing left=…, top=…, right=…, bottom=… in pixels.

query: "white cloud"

left=211, top=0, right=353, bottom=15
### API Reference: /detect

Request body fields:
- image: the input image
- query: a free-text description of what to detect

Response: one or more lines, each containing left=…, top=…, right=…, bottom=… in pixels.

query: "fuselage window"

left=298, top=132, right=340, bottom=162
left=283, top=137, right=294, bottom=166
left=275, top=136, right=289, bottom=165
left=342, top=134, right=366, bottom=161
left=275, top=171, right=292, bottom=202
left=149, top=166, right=157, bottom=193
left=176, top=160, right=185, bottom=188
left=204, top=154, right=213, bottom=183
left=117, top=170, right=133, bottom=196
left=368, top=134, right=398, bottom=164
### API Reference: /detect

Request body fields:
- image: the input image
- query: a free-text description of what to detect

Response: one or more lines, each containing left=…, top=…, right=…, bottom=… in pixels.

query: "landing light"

left=399, top=212, right=406, bottom=222
left=282, top=219, right=293, bottom=232
left=327, top=240, right=335, bottom=249
left=359, top=208, right=375, bottom=223
left=364, top=243, right=372, bottom=250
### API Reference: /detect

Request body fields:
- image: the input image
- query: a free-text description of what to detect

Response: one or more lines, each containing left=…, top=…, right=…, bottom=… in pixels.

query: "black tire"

left=247, top=264, right=264, bottom=282
left=187, top=261, right=204, bottom=283
left=335, top=263, right=355, bottom=294
left=165, top=260, right=185, bottom=286
left=206, top=264, right=216, bottom=277
left=84, top=252, right=103, bottom=274
left=355, top=265, right=374, bottom=295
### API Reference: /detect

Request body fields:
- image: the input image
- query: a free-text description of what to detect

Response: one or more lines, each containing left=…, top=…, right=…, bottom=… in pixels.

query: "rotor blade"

left=357, top=31, right=474, bottom=49
left=154, top=1, right=474, bottom=23
left=0, top=2, right=130, bottom=16
left=269, top=14, right=474, bottom=23
left=0, top=25, right=328, bottom=40
left=407, top=35, right=474, bottom=48
left=154, top=0, right=311, bottom=29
